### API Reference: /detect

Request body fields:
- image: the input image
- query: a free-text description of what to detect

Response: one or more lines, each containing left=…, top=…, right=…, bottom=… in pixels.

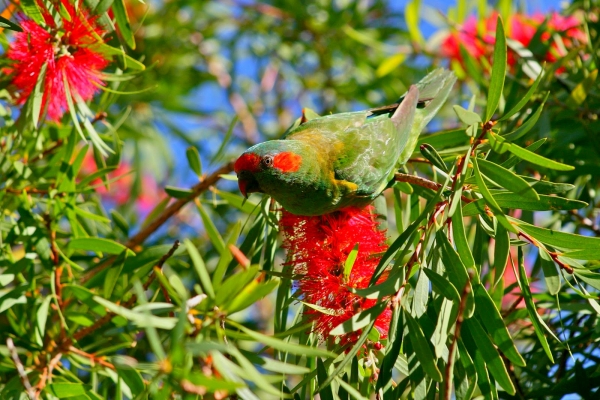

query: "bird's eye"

left=262, top=155, right=274, bottom=167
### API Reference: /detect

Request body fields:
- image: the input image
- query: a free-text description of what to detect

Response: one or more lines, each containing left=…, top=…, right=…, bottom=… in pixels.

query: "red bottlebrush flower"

left=6, top=0, right=109, bottom=121
left=441, top=11, right=586, bottom=72
left=280, top=205, right=392, bottom=346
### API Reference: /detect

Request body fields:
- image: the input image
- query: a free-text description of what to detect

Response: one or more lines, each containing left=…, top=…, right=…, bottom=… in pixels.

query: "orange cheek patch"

left=273, top=152, right=302, bottom=172
left=234, top=153, right=261, bottom=173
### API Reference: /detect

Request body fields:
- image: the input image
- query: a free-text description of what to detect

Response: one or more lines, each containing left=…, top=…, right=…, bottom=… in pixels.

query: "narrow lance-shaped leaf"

left=463, top=318, right=516, bottom=394
left=472, top=157, right=518, bottom=234
left=489, top=132, right=575, bottom=171
left=403, top=309, right=443, bottom=382
left=186, top=146, right=203, bottom=177
left=343, top=244, right=359, bottom=283
left=486, top=15, right=507, bottom=121
left=477, top=157, right=540, bottom=200
left=538, top=248, right=561, bottom=295
left=474, top=284, right=525, bottom=366
left=112, top=0, right=136, bottom=49
left=184, top=239, right=215, bottom=299
left=502, top=92, right=549, bottom=141
left=498, top=67, right=544, bottom=122
left=515, top=247, right=558, bottom=362
left=420, top=143, right=449, bottom=173
left=493, top=223, right=510, bottom=287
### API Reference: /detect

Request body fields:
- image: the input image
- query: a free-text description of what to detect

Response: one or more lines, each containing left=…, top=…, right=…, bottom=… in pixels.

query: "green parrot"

left=234, top=69, right=456, bottom=216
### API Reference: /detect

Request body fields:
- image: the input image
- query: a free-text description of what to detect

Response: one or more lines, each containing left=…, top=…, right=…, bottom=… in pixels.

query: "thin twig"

left=69, top=346, right=115, bottom=370
left=394, top=172, right=474, bottom=203
left=7, top=338, right=36, bottom=400
left=35, top=352, right=62, bottom=399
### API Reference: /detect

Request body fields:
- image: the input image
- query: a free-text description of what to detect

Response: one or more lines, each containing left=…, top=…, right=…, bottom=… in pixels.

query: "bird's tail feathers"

left=396, top=68, right=456, bottom=165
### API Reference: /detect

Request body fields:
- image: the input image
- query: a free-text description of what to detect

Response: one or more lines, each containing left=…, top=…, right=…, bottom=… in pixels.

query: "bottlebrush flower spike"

left=280, top=205, right=392, bottom=346
left=6, top=0, right=109, bottom=121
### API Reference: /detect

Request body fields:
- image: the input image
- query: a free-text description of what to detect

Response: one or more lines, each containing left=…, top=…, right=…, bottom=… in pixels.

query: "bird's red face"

left=234, top=151, right=302, bottom=198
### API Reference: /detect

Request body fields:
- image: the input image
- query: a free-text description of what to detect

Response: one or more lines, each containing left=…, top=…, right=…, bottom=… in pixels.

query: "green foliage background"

left=1, top=0, right=599, bottom=399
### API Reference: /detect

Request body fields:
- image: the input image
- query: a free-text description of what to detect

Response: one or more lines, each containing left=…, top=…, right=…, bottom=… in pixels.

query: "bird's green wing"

left=333, top=86, right=419, bottom=196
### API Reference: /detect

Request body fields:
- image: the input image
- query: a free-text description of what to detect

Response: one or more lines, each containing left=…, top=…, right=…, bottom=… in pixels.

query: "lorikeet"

left=234, top=69, right=456, bottom=216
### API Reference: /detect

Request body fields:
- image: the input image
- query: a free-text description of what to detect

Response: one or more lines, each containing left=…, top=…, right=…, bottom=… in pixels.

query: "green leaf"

left=376, top=53, right=407, bottom=77
left=404, top=309, right=442, bottom=382
left=419, top=143, right=449, bottom=172
left=20, top=0, right=45, bottom=25
left=316, top=358, right=335, bottom=400
left=103, top=250, right=127, bottom=298
left=463, top=193, right=587, bottom=215
left=376, top=306, right=402, bottom=390
left=516, top=248, right=557, bottom=362
left=226, top=279, right=279, bottom=314
left=486, top=15, right=507, bottom=121
left=405, top=0, right=424, bottom=47
left=232, top=322, right=336, bottom=358
left=184, top=239, right=215, bottom=299
left=573, top=269, right=600, bottom=291
left=196, top=201, right=226, bottom=255
left=452, top=203, right=477, bottom=273
left=330, top=301, right=388, bottom=335
left=417, top=129, right=469, bottom=149
left=563, top=248, right=600, bottom=260
left=566, top=69, right=598, bottom=108
left=31, top=63, right=47, bottom=128
left=502, top=93, right=548, bottom=142
left=438, top=232, right=475, bottom=318
left=46, top=383, right=87, bottom=397
left=215, top=266, right=259, bottom=306
left=316, top=321, right=374, bottom=393
left=186, top=146, right=203, bottom=177
left=35, top=295, right=53, bottom=347
left=344, top=244, right=359, bottom=282
left=514, top=219, right=600, bottom=250
left=472, top=157, right=518, bottom=233
left=350, top=268, right=403, bottom=300
left=69, top=238, right=134, bottom=256
left=422, top=267, right=460, bottom=302
left=94, top=296, right=177, bottom=329
left=115, top=366, right=145, bottom=395
left=110, top=209, right=130, bottom=236
left=112, top=0, right=136, bottom=49
left=211, top=116, right=238, bottom=163
left=0, top=15, right=22, bottom=31
left=493, top=223, right=510, bottom=286
left=164, top=185, right=194, bottom=198
left=477, top=158, right=539, bottom=200
left=539, top=249, right=561, bottom=295
left=492, top=132, right=575, bottom=171
left=216, top=190, right=259, bottom=214
left=463, top=318, right=515, bottom=395
left=498, top=68, right=544, bottom=121
left=453, top=105, right=482, bottom=126
left=68, top=203, right=111, bottom=223
left=474, top=284, right=525, bottom=367
left=97, top=43, right=145, bottom=71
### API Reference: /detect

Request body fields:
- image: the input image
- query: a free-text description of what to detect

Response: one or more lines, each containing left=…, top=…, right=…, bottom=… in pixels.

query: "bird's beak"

left=237, top=172, right=261, bottom=198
